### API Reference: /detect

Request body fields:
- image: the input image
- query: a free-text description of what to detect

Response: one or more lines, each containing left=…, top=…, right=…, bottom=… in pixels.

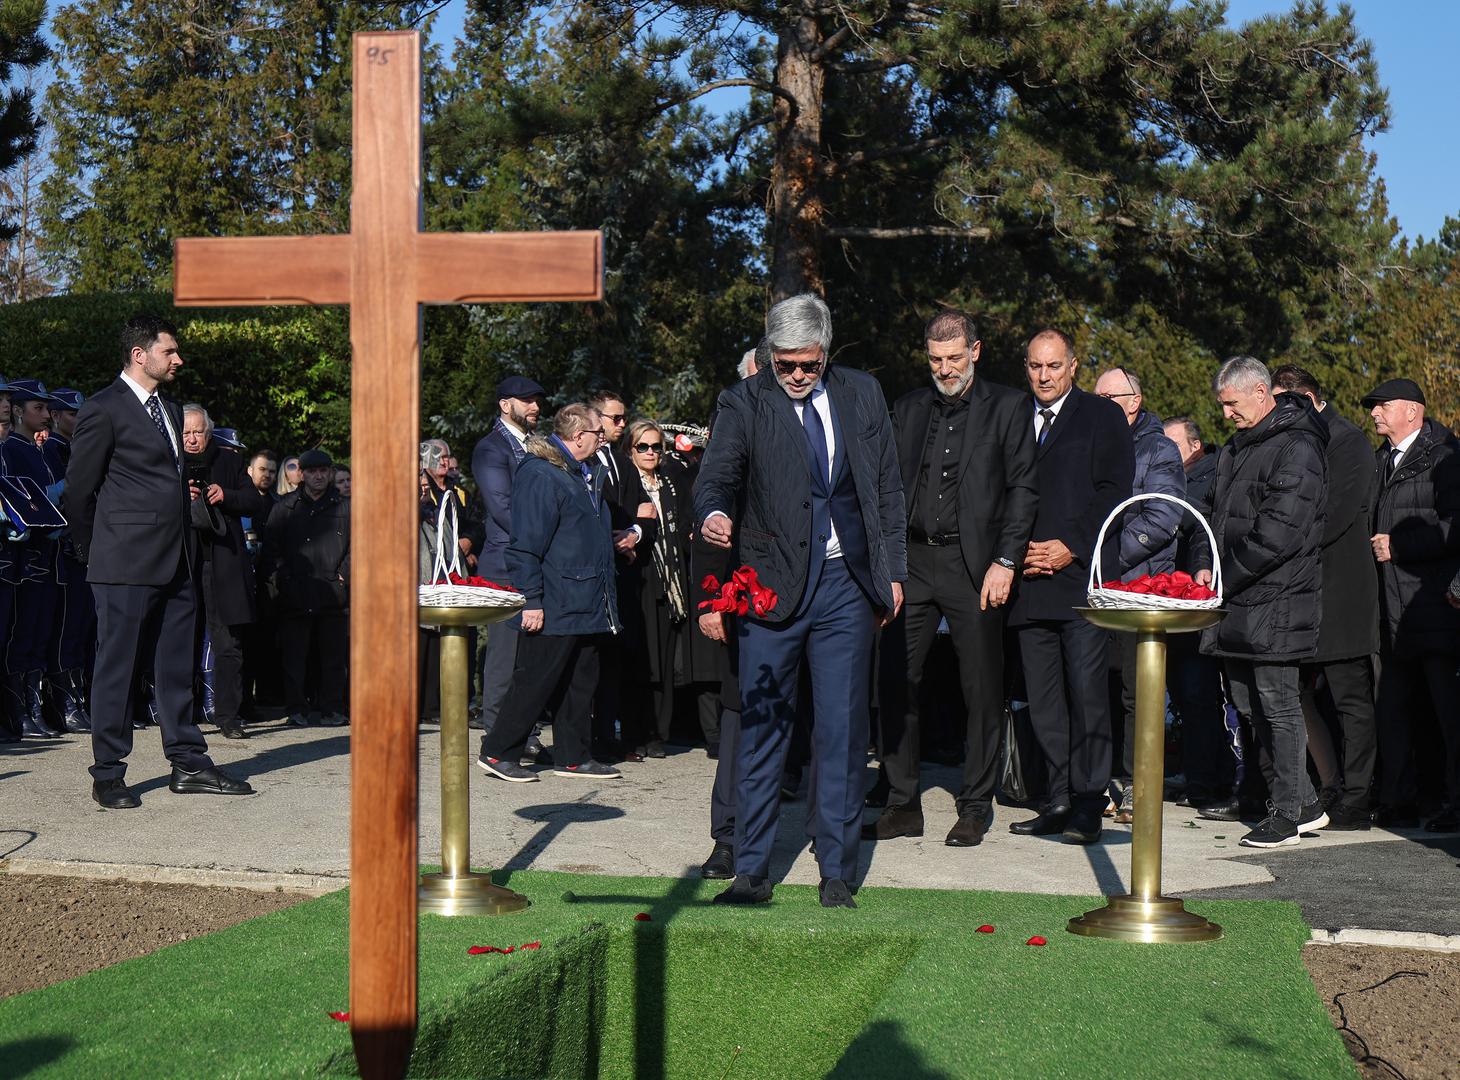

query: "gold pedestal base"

left=418, top=872, right=531, bottom=917
left=1067, top=895, right=1222, bottom=943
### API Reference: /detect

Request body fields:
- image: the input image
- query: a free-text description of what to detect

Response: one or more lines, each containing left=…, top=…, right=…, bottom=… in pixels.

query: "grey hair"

left=736, top=348, right=757, bottom=381
left=765, top=293, right=833, bottom=353
left=182, top=403, right=214, bottom=436
left=1213, top=355, right=1271, bottom=394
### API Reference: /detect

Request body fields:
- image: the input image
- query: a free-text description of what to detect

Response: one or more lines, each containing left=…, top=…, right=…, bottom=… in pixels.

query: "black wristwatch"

left=995, top=556, right=1017, bottom=570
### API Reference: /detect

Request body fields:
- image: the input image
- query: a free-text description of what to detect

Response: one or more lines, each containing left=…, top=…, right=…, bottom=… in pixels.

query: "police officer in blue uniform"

left=41, top=387, right=94, bottom=733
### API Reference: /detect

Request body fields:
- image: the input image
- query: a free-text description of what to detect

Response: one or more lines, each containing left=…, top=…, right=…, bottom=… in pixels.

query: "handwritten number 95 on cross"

left=366, top=46, right=393, bottom=65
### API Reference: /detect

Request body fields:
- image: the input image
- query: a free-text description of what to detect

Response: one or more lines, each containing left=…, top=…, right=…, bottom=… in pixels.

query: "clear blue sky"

left=426, top=0, right=1457, bottom=243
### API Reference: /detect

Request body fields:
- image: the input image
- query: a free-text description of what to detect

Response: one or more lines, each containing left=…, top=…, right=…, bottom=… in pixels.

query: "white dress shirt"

left=120, top=369, right=179, bottom=459
left=1390, top=427, right=1421, bottom=469
left=1032, top=388, right=1073, bottom=440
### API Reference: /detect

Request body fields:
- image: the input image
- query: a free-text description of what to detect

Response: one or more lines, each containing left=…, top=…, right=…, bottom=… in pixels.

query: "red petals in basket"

left=698, top=566, right=778, bottom=618
left=1099, top=571, right=1215, bottom=601
left=444, top=572, right=514, bottom=590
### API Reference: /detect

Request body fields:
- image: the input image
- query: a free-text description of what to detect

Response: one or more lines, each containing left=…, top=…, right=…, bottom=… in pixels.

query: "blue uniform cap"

left=7, top=379, right=60, bottom=404
left=47, top=387, right=85, bottom=411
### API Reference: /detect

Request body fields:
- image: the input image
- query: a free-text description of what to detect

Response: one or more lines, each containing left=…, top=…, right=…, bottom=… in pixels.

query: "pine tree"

left=0, top=0, right=46, bottom=243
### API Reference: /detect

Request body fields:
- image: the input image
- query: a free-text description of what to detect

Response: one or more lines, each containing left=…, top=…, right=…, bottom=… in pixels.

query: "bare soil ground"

left=3, top=872, right=1456, bottom=1079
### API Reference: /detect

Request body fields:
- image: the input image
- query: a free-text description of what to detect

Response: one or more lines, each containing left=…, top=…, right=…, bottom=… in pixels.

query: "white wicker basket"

left=1086, top=492, right=1223, bottom=610
left=417, top=493, right=524, bottom=610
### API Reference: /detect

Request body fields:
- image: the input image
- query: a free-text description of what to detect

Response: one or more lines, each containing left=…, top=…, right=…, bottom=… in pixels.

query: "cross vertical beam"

left=347, top=31, right=420, bottom=1077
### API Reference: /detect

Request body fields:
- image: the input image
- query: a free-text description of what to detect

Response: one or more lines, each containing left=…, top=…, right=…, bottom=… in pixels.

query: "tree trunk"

left=768, top=14, right=824, bottom=302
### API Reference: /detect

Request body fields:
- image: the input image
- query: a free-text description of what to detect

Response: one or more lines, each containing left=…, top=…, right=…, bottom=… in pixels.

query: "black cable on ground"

left=1331, top=969, right=1428, bottom=1080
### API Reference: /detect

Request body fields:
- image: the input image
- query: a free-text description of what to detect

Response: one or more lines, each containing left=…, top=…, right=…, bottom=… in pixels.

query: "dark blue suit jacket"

left=1008, top=386, right=1134, bottom=623
left=693, top=364, right=906, bottom=622
left=62, top=377, right=196, bottom=586
left=470, top=419, right=527, bottom=582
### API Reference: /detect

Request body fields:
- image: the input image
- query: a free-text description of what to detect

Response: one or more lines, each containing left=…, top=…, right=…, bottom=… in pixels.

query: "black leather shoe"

left=169, top=766, right=255, bottom=796
left=712, top=875, right=772, bottom=905
left=218, top=722, right=249, bottom=740
left=1325, top=803, right=1372, bottom=831
left=92, top=778, right=140, bottom=809
left=1197, top=797, right=1241, bottom=822
left=1062, top=809, right=1102, bottom=845
left=946, top=811, right=990, bottom=847
left=1009, top=805, right=1072, bottom=836
left=645, top=740, right=667, bottom=759
left=863, top=771, right=891, bottom=808
left=700, top=842, right=734, bottom=880
left=1424, top=809, right=1460, bottom=833
left=1373, top=804, right=1420, bottom=829
left=862, top=803, right=923, bottom=841
left=819, top=878, right=857, bottom=909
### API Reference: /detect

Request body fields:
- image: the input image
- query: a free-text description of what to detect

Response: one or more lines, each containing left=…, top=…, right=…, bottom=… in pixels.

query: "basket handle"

left=1087, top=492, right=1223, bottom=601
left=428, top=492, right=463, bottom=585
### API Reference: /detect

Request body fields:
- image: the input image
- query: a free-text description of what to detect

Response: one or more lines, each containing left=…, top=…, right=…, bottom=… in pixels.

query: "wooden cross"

left=173, top=31, right=602, bottom=1079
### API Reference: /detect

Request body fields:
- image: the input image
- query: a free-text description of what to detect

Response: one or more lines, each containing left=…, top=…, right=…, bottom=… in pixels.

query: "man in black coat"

left=1272, top=366, right=1379, bottom=830
left=1007, top=329, right=1134, bottom=844
left=262, top=448, right=350, bottom=727
left=1162, top=417, right=1238, bottom=814
left=182, top=405, right=265, bottom=740
left=1194, top=357, right=1329, bottom=848
left=695, top=293, right=906, bottom=908
left=63, top=314, right=253, bottom=808
left=1364, top=378, right=1460, bottom=832
left=867, top=310, right=1038, bottom=848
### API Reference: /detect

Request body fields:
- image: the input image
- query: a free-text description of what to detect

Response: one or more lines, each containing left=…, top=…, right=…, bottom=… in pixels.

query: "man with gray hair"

left=1193, top=356, right=1329, bottom=848
left=696, top=293, right=906, bottom=908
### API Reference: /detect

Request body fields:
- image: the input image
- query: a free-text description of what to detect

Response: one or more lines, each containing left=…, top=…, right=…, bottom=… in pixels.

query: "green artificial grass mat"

left=0, top=870, right=1355, bottom=1080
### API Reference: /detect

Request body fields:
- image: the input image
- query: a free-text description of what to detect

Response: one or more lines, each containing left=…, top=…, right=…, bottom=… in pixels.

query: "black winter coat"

left=1173, top=449, right=1217, bottom=571
left=262, top=486, right=351, bottom=613
left=1312, top=407, right=1379, bottom=661
left=1195, top=393, right=1328, bottom=660
left=1372, top=418, right=1460, bottom=654
left=200, top=444, right=266, bottom=626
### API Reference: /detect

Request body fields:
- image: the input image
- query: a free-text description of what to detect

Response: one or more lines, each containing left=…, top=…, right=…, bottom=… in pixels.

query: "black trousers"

left=200, top=572, right=246, bottom=726
left=1377, top=647, right=1460, bottom=809
left=1015, top=617, right=1111, bottom=813
left=484, top=632, right=600, bottom=767
left=89, top=560, right=212, bottom=781
left=1301, top=656, right=1377, bottom=811
left=51, top=555, right=95, bottom=672
left=879, top=542, right=1004, bottom=816
left=8, top=576, right=58, bottom=674
left=477, top=617, right=521, bottom=737
left=279, top=610, right=347, bottom=715
left=1168, top=633, right=1234, bottom=796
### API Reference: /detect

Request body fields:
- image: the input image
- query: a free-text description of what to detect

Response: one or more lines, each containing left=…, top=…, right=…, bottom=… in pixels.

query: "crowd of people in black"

left=8, top=308, right=1458, bottom=892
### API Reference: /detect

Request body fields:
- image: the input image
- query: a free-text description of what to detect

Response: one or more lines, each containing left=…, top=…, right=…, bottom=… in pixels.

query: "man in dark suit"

left=470, top=375, right=543, bottom=741
left=866, top=310, right=1038, bottom=847
left=695, top=293, right=906, bottom=908
left=63, top=314, right=253, bottom=808
left=1007, top=328, right=1134, bottom=844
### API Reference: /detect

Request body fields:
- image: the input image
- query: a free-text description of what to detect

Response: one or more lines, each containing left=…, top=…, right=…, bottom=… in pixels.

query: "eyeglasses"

left=633, top=442, right=662, bottom=453
left=1097, top=365, right=1139, bottom=400
left=601, top=413, right=627, bottom=425
left=773, top=358, right=824, bottom=377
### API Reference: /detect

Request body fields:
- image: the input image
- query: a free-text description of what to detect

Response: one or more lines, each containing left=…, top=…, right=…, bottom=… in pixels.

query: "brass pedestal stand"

left=417, top=604, right=529, bottom=916
left=1067, top=606, right=1227, bottom=943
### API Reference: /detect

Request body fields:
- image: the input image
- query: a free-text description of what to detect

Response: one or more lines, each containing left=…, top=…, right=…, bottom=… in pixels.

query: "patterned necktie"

left=802, top=395, right=830, bottom=485
left=147, top=394, right=178, bottom=470
left=1037, top=407, right=1055, bottom=445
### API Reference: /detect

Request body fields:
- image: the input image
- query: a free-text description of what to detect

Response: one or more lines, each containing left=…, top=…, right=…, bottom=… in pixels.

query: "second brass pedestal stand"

left=417, top=604, right=529, bottom=916
left=1067, top=606, right=1226, bottom=943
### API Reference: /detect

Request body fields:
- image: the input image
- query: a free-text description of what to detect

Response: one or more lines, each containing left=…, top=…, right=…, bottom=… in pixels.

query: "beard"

left=933, top=367, right=975, bottom=398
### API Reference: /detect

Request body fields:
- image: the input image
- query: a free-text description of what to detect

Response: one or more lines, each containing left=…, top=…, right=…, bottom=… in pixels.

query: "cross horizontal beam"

left=173, top=231, right=603, bottom=307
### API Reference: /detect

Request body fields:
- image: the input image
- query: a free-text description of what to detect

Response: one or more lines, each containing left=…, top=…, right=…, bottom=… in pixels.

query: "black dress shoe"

left=1373, top=803, right=1421, bottom=829
left=645, top=740, right=667, bottom=759
left=1063, top=809, right=1102, bottom=845
left=1197, top=797, right=1241, bottom=822
left=946, top=811, right=990, bottom=847
left=1325, top=803, right=1372, bottom=831
left=218, top=722, right=249, bottom=740
left=862, top=803, right=924, bottom=841
left=705, top=742, right=720, bottom=761
left=819, top=878, right=857, bottom=909
left=863, top=771, right=891, bottom=808
left=169, top=766, right=255, bottom=795
left=1424, top=809, right=1460, bottom=833
left=712, top=875, right=772, bottom=905
left=1009, top=805, right=1072, bottom=836
left=93, top=778, right=140, bottom=809
left=700, top=842, right=734, bottom=880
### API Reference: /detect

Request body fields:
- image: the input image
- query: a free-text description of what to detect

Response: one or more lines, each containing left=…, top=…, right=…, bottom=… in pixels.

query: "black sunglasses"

left=773, top=358, right=824, bottom=377
left=633, top=442, right=663, bottom=453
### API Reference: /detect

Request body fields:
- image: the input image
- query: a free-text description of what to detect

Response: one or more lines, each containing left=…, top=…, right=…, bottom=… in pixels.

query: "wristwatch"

left=995, top=556, right=1017, bottom=571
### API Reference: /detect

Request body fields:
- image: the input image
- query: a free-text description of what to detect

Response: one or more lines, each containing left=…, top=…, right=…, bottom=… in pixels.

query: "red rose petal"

left=468, top=945, right=513, bottom=955
left=634, top=912, right=652, bottom=922
left=1026, top=936, right=1047, bottom=946
left=976, top=924, right=995, bottom=934
left=522, top=941, right=542, bottom=950
left=329, top=1011, right=350, bottom=1022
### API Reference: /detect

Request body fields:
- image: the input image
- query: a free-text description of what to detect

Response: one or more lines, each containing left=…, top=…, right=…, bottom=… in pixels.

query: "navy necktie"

left=802, top=395, right=830, bottom=485
left=1037, top=407, right=1055, bottom=445
left=147, top=395, right=179, bottom=470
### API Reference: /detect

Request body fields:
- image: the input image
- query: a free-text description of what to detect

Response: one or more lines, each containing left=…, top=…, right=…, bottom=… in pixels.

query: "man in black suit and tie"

left=866, top=311, right=1039, bottom=847
left=695, top=293, right=906, bottom=908
left=63, top=315, right=253, bottom=808
left=1007, top=328, right=1134, bottom=844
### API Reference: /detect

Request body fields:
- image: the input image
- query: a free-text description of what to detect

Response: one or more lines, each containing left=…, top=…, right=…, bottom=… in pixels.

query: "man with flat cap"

left=471, top=375, right=545, bottom=741
left=64, top=315, right=253, bottom=807
left=1365, top=378, right=1460, bottom=833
